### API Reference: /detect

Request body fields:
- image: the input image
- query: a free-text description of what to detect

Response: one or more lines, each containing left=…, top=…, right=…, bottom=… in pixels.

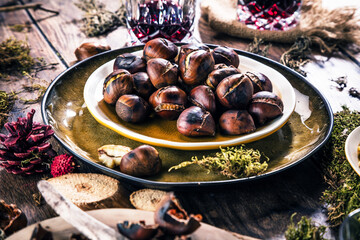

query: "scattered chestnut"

left=143, top=38, right=178, bottom=61
left=147, top=58, right=178, bottom=89
left=178, top=43, right=210, bottom=63
left=103, top=69, right=134, bottom=105
left=113, top=53, right=146, bottom=73
left=149, top=86, right=187, bottom=120
left=132, top=72, right=155, bottom=99
left=74, top=42, right=110, bottom=61
left=120, top=145, right=162, bottom=177
left=212, top=46, right=239, bottom=68
left=189, top=85, right=216, bottom=115
left=177, top=106, right=215, bottom=137
left=179, top=49, right=215, bottom=86
left=244, top=71, right=273, bottom=93
left=117, top=220, right=159, bottom=240
left=206, top=66, right=241, bottom=89
left=0, top=200, right=27, bottom=235
left=216, top=73, right=254, bottom=109
left=115, top=94, right=150, bottom=123
left=248, top=91, right=284, bottom=126
left=219, top=110, right=256, bottom=135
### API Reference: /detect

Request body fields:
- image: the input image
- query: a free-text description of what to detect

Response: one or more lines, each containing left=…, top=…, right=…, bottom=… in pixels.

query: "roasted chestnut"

left=154, top=192, right=202, bottom=236
left=74, top=42, right=110, bottom=61
left=103, top=69, right=134, bottom=105
left=216, top=73, right=254, bottom=109
left=177, top=106, right=215, bottom=137
left=212, top=46, right=239, bottom=68
left=0, top=200, right=27, bottom=235
left=132, top=72, right=155, bottom=99
left=244, top=71, right=273, bottom=93
left=149, top=86, right=187, bottom=120
left=113, top=53, right=146, bottom=73
left=115, top=94, right=150, bottom=123
left=143, top=38, right=178, bottom=61
left=147, top=58, right=178, bottom=89
left=179, top=49, right=215, bottom=86
left=248, top=91, right=284, bottom=126
left=120, top=145, right=162, bottom=177
left=117, top=220, right=159, bottom=240
left=206, top=66, right=241, bottom=89
left=189, top=85, right=216, bottom=115
left=219, top=110, right=256, bottom=135
left=178, top=43, right=210, bottom=63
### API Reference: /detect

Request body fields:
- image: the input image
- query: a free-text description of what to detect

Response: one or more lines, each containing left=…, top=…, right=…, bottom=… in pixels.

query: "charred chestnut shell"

left=206, top=66, right=241, bottom=89
left=0, top=200, right=27, bottom=235
left=244, top=71, right=273, bottom=93
left=149, top=86, right=187, bottom=120
left=248, top=91, right=284, bottom=126
left=117, top=220, right=159, bottom=240
left=115, top=94, right=150, bottom=123
left=178, top=43, right=210, bottom=63
left=143, top=38, right=178, bottom=61
left=120, top=145, right=162, bottom=177
left=179, top=49, right=215, bottom=86
left=154, top=192, right=202, bottom=236
left=132, top=72, right=155, bottom=99
left=216, top=73, right=254, bottom=109
left=177, top=106, right=216, bottom=137
left=219, top=110, right=256, bottom=135
left=103, top=69, right=134, bottom=105
left=212, top=46, right=239, bottom=68
left=113, top=53, right=147, bottom=74
left=189, top=85, right=216, bottom=115
left=147, top=58, right=178, bottom=89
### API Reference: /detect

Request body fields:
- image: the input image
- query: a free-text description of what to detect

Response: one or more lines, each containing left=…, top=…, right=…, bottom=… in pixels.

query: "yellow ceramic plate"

left=84, top=51, right=296, bottom=150
left=345, top=126, right=360, bottom=176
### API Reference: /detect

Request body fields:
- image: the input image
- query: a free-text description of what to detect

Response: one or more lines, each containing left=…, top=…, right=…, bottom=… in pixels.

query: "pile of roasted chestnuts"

left=102, top=38, right=284, bottom=137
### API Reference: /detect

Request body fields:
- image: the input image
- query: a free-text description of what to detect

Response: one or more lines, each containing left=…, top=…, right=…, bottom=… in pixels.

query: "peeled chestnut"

left=103, top=69, right=134, bottom=105
left=219, top=110, right=256, bottom=135
left=149, top=86, right=187, bottom=120
left=177, top=106, right=215, bottom=137
left=120, top=145, right=162, bottom=177
left=132, top=72, right=155, bottom=99
left=179, top=49, right=215, bottom=86
left=212, top=46, right=239, bottom=68
left=206, top=66, right=241, bottom=89
left=147, top=58, right=178, bottom=89
left=189, top=85, right=216, bottom=115
left=216, top=73, right=254, bottom=110
left=248, top=91, right=284, bottom=126
left=178, top=43, right=210, bottom=63
left=117, top=220, right=159, bottom=240
left=244, top=71, right=273, bottom=93
left=115, top=94, right=150, bottom=123
left=143, top=38, right=178, bottom=61
left=113, top=53, right=146, bottom=73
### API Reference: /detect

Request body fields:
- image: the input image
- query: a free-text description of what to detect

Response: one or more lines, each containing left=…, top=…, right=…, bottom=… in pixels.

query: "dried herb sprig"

left=246, top=38, right=271, bottom=57
left=17, top=72, right=48, bottom=104
left=280, top=36, right=312, bottom=76
left=0, top=91, right=16, bottom=129
left=168, top=145, right=268, bottom=178
left=75, top=0, right=126, bottom=37
left=285, top=213, right=328, bottom=240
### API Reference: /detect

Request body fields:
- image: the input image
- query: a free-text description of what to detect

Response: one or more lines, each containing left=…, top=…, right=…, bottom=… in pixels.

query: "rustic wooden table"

left=0, top=0, right=360, bottom=239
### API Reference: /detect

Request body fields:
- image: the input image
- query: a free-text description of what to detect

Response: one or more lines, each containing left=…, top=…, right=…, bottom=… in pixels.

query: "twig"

left=0, top=3, right=59, bottom=15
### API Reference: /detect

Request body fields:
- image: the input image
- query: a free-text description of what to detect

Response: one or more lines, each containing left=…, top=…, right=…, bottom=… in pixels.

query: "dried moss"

left=285, top=213, right=327, bottom=240
left=246, top=38, right=271, bottom=57
left=0, top=91, right=16, bottom=129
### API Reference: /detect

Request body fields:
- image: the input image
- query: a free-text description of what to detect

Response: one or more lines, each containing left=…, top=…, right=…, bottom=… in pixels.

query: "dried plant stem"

left=0, top=3, right=59, bottom=15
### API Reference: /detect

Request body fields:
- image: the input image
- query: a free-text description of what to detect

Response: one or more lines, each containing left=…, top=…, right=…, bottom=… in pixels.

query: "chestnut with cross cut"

left=189, top=85, right=216, bottom=115
left=212, top=46, right=240, bottom=68
left=244, top=71, right=273, bottom=93
left=206, top=65, right=241, bottom=89
left=146, top=58, right=178, bottom=89
left=103, top=69, right=134, bottom=105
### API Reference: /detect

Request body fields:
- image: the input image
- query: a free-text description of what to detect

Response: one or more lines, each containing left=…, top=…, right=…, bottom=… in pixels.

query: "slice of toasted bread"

left=130, top=189, right=167, bottom=211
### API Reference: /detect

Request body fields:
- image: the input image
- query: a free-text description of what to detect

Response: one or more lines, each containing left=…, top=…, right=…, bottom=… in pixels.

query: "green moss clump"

left=285, top=214, right=327, bottom=240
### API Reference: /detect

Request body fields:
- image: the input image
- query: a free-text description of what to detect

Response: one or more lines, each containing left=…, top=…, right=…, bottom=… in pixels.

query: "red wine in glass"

left=127, top=0, right=195, bottom=43
left=237, top=0, right=301, bottom=30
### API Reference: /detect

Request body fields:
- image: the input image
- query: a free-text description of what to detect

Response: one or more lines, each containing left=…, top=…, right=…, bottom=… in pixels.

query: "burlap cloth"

left=201, top=0, right=360, bottom=49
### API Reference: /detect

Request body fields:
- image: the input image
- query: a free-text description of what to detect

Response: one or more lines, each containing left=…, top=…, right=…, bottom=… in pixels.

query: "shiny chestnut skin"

left=0, top=200, right=27, bottom=235
left=248, top=91, right=284, bottom=126
left=216, top=73, right=254, bottom=109
left=103, top=69, right=134, bottom=105
left=120, top=145, right=162, bottom=177
left=155, top=192, right=202, bottom=236
left=143, top=38, right=178, bottom=61
left=219, top=110, right=256, bottom=135
left=117, top=221, right=158, bottom=240
left=178, top=43, right=210, bottom=63
left=212, top=46, right=239, bottom=68
left=189, top=85, right=216, bottom=115
left=177, top=106, right=215, bottom=137
left=74, top=42, right=110, bottom=61
left=244, top=71, right=273, bottom=93
left=179, top=49, right=215, bottom=86
left=147, top=58, right=178, bottom=89
left=206, top=66, right=241, bottom=89
left=113, top=53, right=146, bottom=73
left=115, top=94, right=150, bottom=123
left=132, top=72, right=155, bottom=99
left=149, top=86, right=187, bottom=120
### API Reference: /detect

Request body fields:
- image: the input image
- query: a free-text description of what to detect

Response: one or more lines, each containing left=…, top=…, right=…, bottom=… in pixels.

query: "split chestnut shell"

left=212, top=46, right=239, bottom=68
left=103, top=69, right=134, bottom=105
left=115, top=94, right=150, bottom=123
left=244, top=71, right=273, bottom=93
left=117, top=220, right=158, bottom=240
left=143, top=38, right=178, bottom=61
left=206, top=66, right=241, bottom=89
left=189, top=85, right=216, bottom=115
left=147, top=58, right=178, bottom=89
left=219, top=110, right=256, bottom=135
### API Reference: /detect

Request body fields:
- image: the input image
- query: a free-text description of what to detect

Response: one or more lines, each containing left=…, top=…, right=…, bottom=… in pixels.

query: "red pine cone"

left=50, top=154, right=75, bottom=177
left=0, top=109, right=56, bottom=175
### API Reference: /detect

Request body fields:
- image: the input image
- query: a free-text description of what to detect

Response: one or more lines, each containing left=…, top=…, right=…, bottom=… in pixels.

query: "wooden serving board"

left=8, top=208, right=259, bottom=240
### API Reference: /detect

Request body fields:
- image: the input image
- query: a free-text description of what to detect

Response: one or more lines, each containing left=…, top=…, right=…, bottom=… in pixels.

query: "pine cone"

left=0, top=109, right=56, bottom=175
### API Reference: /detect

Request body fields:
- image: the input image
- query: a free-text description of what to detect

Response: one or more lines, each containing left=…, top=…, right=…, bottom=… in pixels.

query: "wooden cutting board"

left=8, top=208, right=259, bottom=240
